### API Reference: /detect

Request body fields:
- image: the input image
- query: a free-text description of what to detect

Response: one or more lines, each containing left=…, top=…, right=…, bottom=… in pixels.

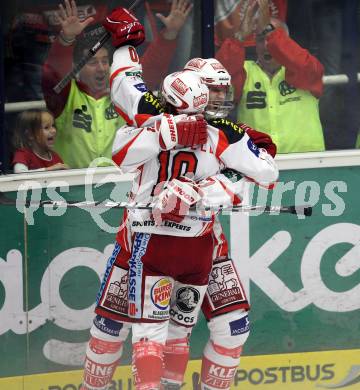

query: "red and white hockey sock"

left=81, top=336, right=123, bottom=390
left=161, top=337, right=190, bottom=388
left=133, top=340, right=164, bottom=390
left=200, top=341, right=243, bottom=390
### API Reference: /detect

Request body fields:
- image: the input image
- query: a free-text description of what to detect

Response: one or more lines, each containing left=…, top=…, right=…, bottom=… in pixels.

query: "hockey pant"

left=162, top=254, right=250, bottom=390
left=128, top=233, right=213, bottom=390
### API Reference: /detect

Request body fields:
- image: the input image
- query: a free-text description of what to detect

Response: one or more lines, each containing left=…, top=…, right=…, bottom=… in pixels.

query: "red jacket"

left=216, top=28, right=324, bottom=103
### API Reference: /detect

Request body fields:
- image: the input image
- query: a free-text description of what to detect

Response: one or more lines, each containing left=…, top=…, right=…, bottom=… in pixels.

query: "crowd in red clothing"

left=5, top=0, right=359, bottom=173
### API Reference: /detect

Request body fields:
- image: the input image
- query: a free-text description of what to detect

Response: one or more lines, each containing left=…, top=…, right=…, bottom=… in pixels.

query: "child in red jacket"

left=12, top=109, right=68, bottom=172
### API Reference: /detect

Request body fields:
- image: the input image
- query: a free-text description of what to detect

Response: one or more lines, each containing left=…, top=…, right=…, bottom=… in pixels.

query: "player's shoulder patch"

left=125, top=70, right=143, bottom=78
left=134, top=83, right=147, bottom=92
left=209, top=118, right=245, bottom=144
left=221, top=168, right=243, bottom=182
left=138, top=91, right=165, bottom=116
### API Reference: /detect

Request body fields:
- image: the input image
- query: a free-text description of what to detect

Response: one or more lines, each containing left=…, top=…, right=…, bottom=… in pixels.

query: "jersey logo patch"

left=247, top=138, right=260, bottom=157
left=128, top=233, right=150, bottom=318
left=125, top=70, right=142, bottom=78
left=151, top=278, right=172, bottom=309
left=96, top=243, right=121, bottom=304
left=206, top=258, right=247, bottom=311
left=93, top=315, right=123, bottom=336
left=134, top=83, right=148, bottom=92
left=229, top=315, right=250, bottom=336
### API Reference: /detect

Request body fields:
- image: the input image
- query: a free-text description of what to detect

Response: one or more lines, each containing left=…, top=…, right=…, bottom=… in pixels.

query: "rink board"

left=1, top=348, right=359, bottom=390
left=0, top=159, right=359, bottom=385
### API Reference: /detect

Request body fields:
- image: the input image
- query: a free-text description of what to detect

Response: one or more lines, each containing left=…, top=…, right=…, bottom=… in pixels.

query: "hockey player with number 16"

left=80, top=7, right=278, bottom=390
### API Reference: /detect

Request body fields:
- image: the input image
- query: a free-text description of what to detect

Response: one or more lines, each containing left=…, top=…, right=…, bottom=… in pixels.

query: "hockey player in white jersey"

left=111, top=69, right=277, bottom=390
left=162, top=57, right=277, bottom=390
left=80, top=7, right=278, bottom=390
left=111, top=55, right=277, bottom=390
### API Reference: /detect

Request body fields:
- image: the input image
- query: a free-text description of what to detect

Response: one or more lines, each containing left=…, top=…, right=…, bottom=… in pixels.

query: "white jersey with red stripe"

left=112, top=122, right=277, bottom=237
left=110, top=45, right=164, bottom=128
left=110, top=45, right=278, bottom=237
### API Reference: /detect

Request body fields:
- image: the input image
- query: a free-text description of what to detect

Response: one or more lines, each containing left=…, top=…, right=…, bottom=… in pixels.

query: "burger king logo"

left=151, top=278, right=173, bottom=310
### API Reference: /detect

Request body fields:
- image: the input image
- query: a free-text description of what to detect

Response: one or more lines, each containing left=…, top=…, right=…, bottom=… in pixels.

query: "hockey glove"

left=246, top=128, right=277, bottom=157
left=157, top=114, right=208, bottom=150
left=103, top=8, right=145, bottom=48
left=153, top=177, right=201, bottom=225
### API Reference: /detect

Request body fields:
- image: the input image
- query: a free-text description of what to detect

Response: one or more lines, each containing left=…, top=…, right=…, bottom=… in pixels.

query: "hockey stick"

left=0, top=192, right=312, bottom=216
left=53, top=0, right=143, bottom=94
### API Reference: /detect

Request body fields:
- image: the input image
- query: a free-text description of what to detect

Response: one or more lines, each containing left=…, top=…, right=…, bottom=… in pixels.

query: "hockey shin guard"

left=161, top=337, right=190, bottom=389
left=132, top=340, right=165, bottom=390
left=81, top=316, right=130, bottom=390
left=200, top=341, right=243, bottom=390
left=82, top=336, right=124, bottom=390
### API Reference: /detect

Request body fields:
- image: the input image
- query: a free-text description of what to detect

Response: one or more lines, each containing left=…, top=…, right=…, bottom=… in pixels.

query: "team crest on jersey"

left=193, top=93, right=208, bottom=108
left=151, top=278, right=172, bottom=309
left=206, top=259, right=247, bottom=311
left=171, top=78, right=189, bottom=96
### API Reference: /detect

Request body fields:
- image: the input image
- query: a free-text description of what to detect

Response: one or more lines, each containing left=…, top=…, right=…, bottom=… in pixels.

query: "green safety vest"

left=237, top=61, right=325, bottom=154
left=356, top=133, right=360, bottom=148
left=54, top=80, right=126, bottom=168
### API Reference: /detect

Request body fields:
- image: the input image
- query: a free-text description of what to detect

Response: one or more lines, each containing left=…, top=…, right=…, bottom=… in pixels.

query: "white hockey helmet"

left=160, top=70, right=209, bottom=114
left=184, top=58, right=234, bottom=118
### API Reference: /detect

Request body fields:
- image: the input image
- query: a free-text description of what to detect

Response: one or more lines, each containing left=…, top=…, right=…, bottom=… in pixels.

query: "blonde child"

left=12, top=109, right=69, bottom=172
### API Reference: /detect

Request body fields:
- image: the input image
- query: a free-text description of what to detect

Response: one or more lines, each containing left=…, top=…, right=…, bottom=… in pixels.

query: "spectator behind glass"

left=214, top=0, right=287, bottom=48
left=12, top=109, right=68, bottom=173
left=5, top=1, right=107, bottom=102
left=42, top=0, right=126, bottom=169
left=136, top=0, right=194, bottom=77
left=42, top=0, right=193, bottom=169
left=216, top=0, right=325, bottom=153
left=287, top=1, right=359, bottom=150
